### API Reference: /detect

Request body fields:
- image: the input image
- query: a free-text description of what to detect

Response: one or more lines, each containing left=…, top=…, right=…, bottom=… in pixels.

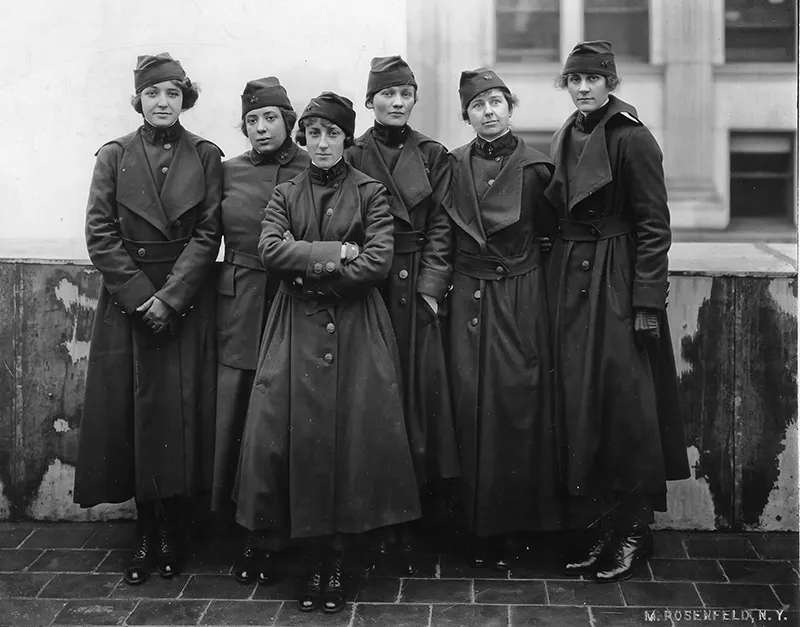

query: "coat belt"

left=394, top=230, right=428, bottom=254
left=121, top=237, right=189, bottom=263
left=454, top=249, right=540, bottom=281
left=559, top=215, right=632, bottom=241
left=224, top=247, right=266, bottom=272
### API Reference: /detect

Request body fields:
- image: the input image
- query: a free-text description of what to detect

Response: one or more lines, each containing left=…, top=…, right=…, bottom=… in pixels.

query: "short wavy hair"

left=239, top=106, right=298, bottom=139
left=294, top=116, right=355, bottom=149
left=130, top=77, right=200, bottom=114
left=461, top=91, right=520, bottom=122
left=555, top=74, right=621, bottom=91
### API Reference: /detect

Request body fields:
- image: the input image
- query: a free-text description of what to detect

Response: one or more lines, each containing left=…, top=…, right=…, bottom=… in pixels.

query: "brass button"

left=495, top=265, right=506, bottom=275
left=488, top=179, right=494, bottom=186
left=470, top=317, right=478, bottom=327
left=174, top=219, right=182, bottom=228
left=398, top=143, right=404, bottom=149
left=326, top=323, right=336, bottom=334
left=399, top=297, right=408, bottom=306
left=325, top=261, right=336, bottom=273
left=324, top=353, right=334, bottom=364
left=398, top=269, right=408, bottom=280
left=326, top=208, right=333, bottom=217
left=473, top=290, right=481, bottom=299
left=417, top=236, right=424, bottom=245
left=588, top=210, right=597, bottom=217
left=580, top=289, right=588, bottom=296
left=333, top=183, right=339, bottom=189
left=313, top=263, right=323, bottom=274
left=164, top=143, right=172, bottom=150
left=495, top=156, right=501, bottom=162
left=581, top=260, right=590, bottom=271
left=161, top=166, right=169, bottom=174
left=137, top=247, right=146, bottom=258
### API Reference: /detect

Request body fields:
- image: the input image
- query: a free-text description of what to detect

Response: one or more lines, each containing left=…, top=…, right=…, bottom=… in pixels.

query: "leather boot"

left=322, top=549, right=346, bottom=614
left=157, top=498, right=184, bottom=578
left=233, top=530, right=262, bottom=584
left=565, top=528, right=613, bottom=576
left=124, top=501, right=157, bottom=585
left=595, top=525, right=653, bottom=582
left=297, top=548, right=323, bottom=612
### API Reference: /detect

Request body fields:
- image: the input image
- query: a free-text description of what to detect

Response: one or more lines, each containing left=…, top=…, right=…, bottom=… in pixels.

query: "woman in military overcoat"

left=345, top=56, right=459, bottom=560
left=443, top=69, right=562, bottom=571
left=74, top=53, right=223, bottom=585
left=544, top=41, right=689, bottom=582
left=211, top=77, right=309, bottom=584
left=233, top=92, right=420, bottom=614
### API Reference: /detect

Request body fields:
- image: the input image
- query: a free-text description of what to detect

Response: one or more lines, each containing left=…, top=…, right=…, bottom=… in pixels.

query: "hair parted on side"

left=239, top=106, right=298, bottom=138
left=294, top=116, right=355, bottom=148
left=460, top=91, right=519, bottom=122
left=555, top=74, right=621, bottom=91
left=130, top=77, right=200, bottom=114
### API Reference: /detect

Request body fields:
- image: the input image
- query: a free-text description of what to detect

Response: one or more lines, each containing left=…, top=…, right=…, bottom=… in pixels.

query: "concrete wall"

left=0, top=244, right=796, bottom=530
left=0, top=0, right=406, bottom=244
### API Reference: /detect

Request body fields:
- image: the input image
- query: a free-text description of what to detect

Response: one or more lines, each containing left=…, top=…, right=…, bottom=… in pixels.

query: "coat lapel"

left=568, top=122, right=612, bottom=211
left=159, top=132, right=206, bottom=223
left=477, top=139, right=526, bottom=239
left=443, top=142, right=486, bottom=246
left=292, top=171, right=322, bottom=243
left=391, top=132, right=433, bottom=214
left=116, top=133, right=170, bottom=236
left=359, top=134, right=411, bottom=225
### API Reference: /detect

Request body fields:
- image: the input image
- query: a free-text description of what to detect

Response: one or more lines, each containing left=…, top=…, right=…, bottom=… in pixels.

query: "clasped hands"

left=282, top=231, right=359, bottom=287
left=136, top=295, right=174, bottom=334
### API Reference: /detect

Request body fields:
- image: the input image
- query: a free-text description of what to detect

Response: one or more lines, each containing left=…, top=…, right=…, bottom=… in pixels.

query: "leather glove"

left=633, top=308, right=660, bottom=347
left=536, top=236, right=553, bottom=254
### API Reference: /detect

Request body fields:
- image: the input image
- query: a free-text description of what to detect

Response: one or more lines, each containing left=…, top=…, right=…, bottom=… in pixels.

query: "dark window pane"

left=731, top=152, right=792, bottom=174
left=584, top=11, right=650, bottom=61
left=496, top=0, right=560, bottom=62
left=730, top=179, right=791, bottom=218
left=585, top=0, right=648, bottom=9
left=725, top=0, right=796, bottom=62
left=729, top=132, right=795, bottom=219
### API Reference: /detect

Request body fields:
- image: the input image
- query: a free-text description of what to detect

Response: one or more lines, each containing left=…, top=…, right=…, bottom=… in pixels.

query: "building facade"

left=406, top=0, right=797, bottom=232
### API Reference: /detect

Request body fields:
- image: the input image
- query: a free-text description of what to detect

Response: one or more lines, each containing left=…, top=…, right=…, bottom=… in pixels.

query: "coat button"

left=333, top=183, right=339, bottom=190
left=417, top=237, right=424, bottom=245
left=473, top=290, right=481, bottom=299
left=581, top=260, right=590, bottom=271
left=399, top=297, right=408, bottom=306
left=326, top=208, right=333, bottom=217
left=398, top=143, right=404, bottom=149
left=161, top=166, right=169, bottom=174
left=324, top=353, right=334, bottom=364
left=325, top=261, right=336, bottom=273
left=326, top=323, right=336, bottom=334
left=470, top=317, right=478, bottom=327
left=399, top=269, right=408, bottom=279
left=137, top=248, right=146, bottom=258
left=313, top=263, right=323, bottom=274
left=164, top=143, right=172, bottom=150
left=488, top=179, right=494, bottom=186
left=174, top=219, right=182, bottom=228
left=580, top=289, right=588, bottom=296
left=495, top=265, right=506, bottom=276
left=588, top=210, right=597, bottom=217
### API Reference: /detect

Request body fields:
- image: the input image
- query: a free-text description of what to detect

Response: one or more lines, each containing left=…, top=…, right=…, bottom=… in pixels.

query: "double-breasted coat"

left=346, top=126, right=459, bottom=486
left=234, top=162, right=421, bottom=538
left=544, top=95, right=689, bottom=510
left=443, top=135, right=563, bottom=537
left=74, top=122, right=223, bottom=507
left=211, top=139, right=309, bottom=511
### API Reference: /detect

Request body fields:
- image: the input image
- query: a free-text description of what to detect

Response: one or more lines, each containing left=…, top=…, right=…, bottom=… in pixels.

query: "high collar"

left=474, top=129, right=516, bottom=159
left=141, top=119, right=182, bottom=145
left=373, top=121, right=409, bottom=147
left=575, top=100, right=611, bottom=134
left=309, top=157, right=348, bottom=186
left=249, top=136, right=296, bottom=166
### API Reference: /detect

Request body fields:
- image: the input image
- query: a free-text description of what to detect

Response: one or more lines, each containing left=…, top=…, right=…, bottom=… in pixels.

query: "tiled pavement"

left=0, top=523, right=797, bottom=626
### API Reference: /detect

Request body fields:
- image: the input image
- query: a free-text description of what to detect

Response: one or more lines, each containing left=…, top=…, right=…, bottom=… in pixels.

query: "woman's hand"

left=136, top=296, right=174, bottom=334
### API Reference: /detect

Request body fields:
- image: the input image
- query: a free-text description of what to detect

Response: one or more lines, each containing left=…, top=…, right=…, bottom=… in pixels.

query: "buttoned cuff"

left=632, top=279, right=669, bottom=311
left=305, top=242, right=343, bottom=281
left=111, top=270, right=156, bottom=314
left=416, top=271, right=449, bottom=303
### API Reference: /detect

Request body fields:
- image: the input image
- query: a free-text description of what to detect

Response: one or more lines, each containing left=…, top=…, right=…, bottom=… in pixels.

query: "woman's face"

left=567, top=73, right=610, bottom=114
left=305, top=119, right=345, bottom=168
left=245, top=106, right=287, bottom=153
left=467, top=88, right=511, bottom=140
left=370, top=85, right=416, bottom=127
left=141, top=81, right=183, bottom=127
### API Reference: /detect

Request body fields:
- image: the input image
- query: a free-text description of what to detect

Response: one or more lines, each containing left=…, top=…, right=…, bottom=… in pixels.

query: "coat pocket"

left=217, top=263, right=236, bottom=297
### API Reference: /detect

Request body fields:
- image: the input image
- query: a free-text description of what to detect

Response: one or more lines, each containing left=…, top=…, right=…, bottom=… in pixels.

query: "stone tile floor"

left=0, top=523, right=797, bottom=626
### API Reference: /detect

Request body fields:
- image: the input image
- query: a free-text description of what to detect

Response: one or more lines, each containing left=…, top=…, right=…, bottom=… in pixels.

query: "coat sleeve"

left=85, top=144, right=157, bottom=314
left=258, top=184, right=342, bottom=280
left=417, top=143, right=453, bottom=303
left=625, top=126, right=671, bottom=311
left=154, top=142, right=223, bottom=313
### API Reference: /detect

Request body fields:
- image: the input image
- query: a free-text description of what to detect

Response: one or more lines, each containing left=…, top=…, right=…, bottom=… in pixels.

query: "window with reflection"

left=725, top=0, right=796, bottom=62
left=496, top=0, right=560, bottom=63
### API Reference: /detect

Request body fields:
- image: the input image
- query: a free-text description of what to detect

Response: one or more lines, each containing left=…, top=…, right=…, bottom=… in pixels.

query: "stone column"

left=662, top=0, right=726, bottom=228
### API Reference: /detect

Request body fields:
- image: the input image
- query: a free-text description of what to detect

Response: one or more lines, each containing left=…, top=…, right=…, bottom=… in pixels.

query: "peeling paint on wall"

left=667, top=277, right=714, bottom=377
left=54, top=277, right=95, bottom=363
left=26, top=458, right=135, bottom=521
left=0, top=478, right=11, bottom=519
left=758, top=419, right=799, bottom=531
left=655, top=446, right=717, bottom=531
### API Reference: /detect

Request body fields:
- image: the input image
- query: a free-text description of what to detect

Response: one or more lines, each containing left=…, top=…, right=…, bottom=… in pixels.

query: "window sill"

left=715, top=63, right=797, bottom=79
left=493, top=62, right=664, bottom=80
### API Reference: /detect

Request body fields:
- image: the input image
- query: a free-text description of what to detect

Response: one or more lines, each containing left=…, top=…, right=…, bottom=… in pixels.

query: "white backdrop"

left=0, top=0, right=406, bottom=248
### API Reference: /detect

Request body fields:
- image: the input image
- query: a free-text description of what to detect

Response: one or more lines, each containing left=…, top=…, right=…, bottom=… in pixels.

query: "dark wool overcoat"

left=443, top=136, right=563, bottom=537
left=211, top=141, right=309, bottom=511
left=544, top=95, right=690, bottom=508
left=346, top=127, right=459, bottom=486
left=74, top=123, right=223, bottom=507
left=234, top=163, right=421, bottom=538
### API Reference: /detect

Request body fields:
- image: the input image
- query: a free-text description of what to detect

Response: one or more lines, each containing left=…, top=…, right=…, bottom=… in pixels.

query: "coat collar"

left=352, top=127, right=432, bottom=223
left=248, top=136, right=300, bottom=166
left=115, top=126, right=206, bottom=235
left=473, top=130, right=516, bottom=159
left=372, top=121, right=409, bottom=147
left=140, top=119, right=182, bottom=145
left=445, top=134, right=550, bottom=246
left=545, top=95, right=639, bottom=212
